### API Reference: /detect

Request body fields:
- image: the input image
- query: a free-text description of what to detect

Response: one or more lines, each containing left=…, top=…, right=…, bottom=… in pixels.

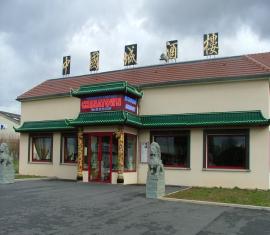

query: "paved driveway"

left=1, top=180, right=270, bottom=235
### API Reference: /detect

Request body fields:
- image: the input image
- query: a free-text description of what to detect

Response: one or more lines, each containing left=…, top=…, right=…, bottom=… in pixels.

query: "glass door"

left=89, top=135, right=99, bottom=181
left=101, top=136, right=111, bottom=182
left=89, top=134, right=112, bottom=183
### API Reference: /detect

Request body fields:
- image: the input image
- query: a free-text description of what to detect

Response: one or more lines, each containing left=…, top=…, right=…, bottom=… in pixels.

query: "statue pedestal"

left=146, top=172, right=165, bottom=199
left=0, top=165, right=15, bottom=184
left=0, top=143, right=15, bottom=184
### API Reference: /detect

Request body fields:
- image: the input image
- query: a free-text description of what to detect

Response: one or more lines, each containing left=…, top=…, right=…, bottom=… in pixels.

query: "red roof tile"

left=17, top=52, right=270, bottom=101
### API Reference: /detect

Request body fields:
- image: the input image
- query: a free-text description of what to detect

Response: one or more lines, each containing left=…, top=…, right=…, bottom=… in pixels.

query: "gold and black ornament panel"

left=166, top=40, right=178, bottom=60
left=62, top=56, right=71, bottom=75
left=90, top=51, right=100, bottom=71
left=124, top=44, right=137, bottom=66
left=203, top=33, right=219, bottom=56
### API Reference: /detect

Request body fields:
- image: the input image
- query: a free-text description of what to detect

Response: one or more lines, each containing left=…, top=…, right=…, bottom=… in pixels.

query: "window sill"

left=60, top=163, right=77, bottom=166
left=164, top=167, right=191, bottom=170
left=111, top=170, right=137, bottom=173
left=202, top=168, right=250, bottom=172
left=29, top=161, right=53, bottom=165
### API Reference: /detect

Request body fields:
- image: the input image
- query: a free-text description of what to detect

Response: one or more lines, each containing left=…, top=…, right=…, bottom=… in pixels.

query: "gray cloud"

left=0, top=0, right=133, bottom=112
left=0, top=0, right=270, bottom=113
left=140, top=0, right=270, bottom=38
left=0, top=0, right=127, bottom=58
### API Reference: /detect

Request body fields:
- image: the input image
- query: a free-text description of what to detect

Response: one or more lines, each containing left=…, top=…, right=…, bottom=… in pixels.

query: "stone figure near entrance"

left=0, top=143, right=15, bottom=184
left=146, top=142, right=165, bottom=198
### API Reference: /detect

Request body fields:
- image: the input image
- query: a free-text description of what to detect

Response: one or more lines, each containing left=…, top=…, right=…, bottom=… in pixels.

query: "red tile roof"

left=17, top=52, right=270, bottom=101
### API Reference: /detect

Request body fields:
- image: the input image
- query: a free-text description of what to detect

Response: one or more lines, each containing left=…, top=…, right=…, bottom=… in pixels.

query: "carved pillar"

left=77, top=127, right=83, bottom=180
left=115, top=128, right=124, bottom=183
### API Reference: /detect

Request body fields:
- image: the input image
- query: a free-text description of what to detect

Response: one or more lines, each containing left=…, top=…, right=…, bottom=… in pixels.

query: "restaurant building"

left=15, top=52, right=270, bottom=189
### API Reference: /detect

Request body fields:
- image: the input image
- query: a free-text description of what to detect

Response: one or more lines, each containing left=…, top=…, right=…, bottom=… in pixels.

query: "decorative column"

left=77, top=127, right=83, bottom=180
left=115, top=128, right=124, bottom=183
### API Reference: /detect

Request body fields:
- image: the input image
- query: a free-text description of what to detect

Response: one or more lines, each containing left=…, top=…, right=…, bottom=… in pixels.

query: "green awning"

left=141, top=111, right=270, bottom=128
left=15, top=111, right=270, bottom=133
left=14, top=120, right=75, bottom=133
left=71, top=81, right=143, bottom=98
left=66, top=111, right=142, bottom=127
left=67, top=110, right=269, bottom=128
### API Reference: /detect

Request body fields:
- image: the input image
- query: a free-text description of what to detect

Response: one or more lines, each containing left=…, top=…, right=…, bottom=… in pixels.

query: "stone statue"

left=0, top=143, right=15, bottom=184
left=146, top=142, right=165, bottom=198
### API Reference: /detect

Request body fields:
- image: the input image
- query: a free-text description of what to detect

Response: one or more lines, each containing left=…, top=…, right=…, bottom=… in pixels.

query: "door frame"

left=86, top=132, right=113, bottom=183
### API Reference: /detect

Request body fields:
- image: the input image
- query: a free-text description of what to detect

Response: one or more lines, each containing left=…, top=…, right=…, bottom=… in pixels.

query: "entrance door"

left=89, top=134, right=112, bottom=183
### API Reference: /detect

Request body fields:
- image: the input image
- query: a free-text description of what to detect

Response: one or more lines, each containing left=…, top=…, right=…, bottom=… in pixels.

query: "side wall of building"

left=19, top=133, right=77, bottom=179
left=21, top=96, right=80, bottom=122
left=138, top=127, right=270, bottom=189
left=140, top=80, right=269, bottom=117
left=19, top=79, right=270, bottom=188
left=19, top=125, right=139, bottom=182
left=0, top=115, right=20, bottom=139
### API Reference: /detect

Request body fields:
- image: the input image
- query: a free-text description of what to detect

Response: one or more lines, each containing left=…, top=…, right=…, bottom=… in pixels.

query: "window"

left=112, top=136, right=118, bottom=171
left=111, top=134, right=137, bottom=171
left=31, top=134, right=53, bottom=162
left=124, top=134, right=136, bottom=171
left=61, top=134, right=78, bottom=163
left=151, top=131, right=190, bottom=168
left=204, top=130, right=249, bottom=169
left=83, top=135, right=89, bottom=170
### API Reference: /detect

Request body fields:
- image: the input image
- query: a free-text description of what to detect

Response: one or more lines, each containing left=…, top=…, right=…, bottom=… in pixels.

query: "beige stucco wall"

left=19, top=133, right=77, bottom=179
left=21, top=96, right=80, bottom=122
left=140, top=80, right=270, bottom=117
left=19, top=79, right=270, bottom=188
left=21, top=80, right=270, bottom=121
left=138, top=127, right=270, bottom=189
left=19, top=125, right=139, bottom=182
left=111, top=172, right=137, bottom=184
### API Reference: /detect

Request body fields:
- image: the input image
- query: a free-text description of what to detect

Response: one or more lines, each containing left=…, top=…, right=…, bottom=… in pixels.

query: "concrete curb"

left=165, top=187, right=192, bottom=196
left=161, top=196, right=270, bottom=211
left=15, top=177, right=49, bottom=182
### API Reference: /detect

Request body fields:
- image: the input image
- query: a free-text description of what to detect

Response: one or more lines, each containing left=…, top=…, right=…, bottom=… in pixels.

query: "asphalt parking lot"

left=1, top=180, right=270, bottom=235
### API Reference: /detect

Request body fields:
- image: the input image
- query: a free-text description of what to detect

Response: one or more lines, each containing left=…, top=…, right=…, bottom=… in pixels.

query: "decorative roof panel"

left=71, top=81, right=143, bottom=98
left=14, top=120, right=75, bottom=132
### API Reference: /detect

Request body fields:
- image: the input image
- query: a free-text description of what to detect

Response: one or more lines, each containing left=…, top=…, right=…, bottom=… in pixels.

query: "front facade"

left=16, top=52, right=270, bottom=189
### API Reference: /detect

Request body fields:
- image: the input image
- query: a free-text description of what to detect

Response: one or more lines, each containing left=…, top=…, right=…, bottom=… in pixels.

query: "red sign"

left=81, top=95, right=137, bottom=113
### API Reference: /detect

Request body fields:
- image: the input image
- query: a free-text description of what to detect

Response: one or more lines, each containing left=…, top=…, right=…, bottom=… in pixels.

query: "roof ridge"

left=17, top=52, right=270, bottom=101
left=0, top=111, right=21, bottom=123
left=0, top=110, right=20, bottom=116
left=46, top=55, right=244, bottom=82
left=244, top=55, right=270, bottom=72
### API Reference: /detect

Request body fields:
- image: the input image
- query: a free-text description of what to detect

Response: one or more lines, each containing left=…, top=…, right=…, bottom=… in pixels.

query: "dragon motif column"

left=77, top=127, right=83, bottom=180
left=115, top=128, right=124, bottom=183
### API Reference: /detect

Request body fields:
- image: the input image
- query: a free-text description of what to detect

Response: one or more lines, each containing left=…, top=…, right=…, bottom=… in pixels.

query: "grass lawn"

left=166, top=187, right=270, bottom=207
left=13, top=158, right=19, bottom=174
left=15, top=174, right=46, bottom=179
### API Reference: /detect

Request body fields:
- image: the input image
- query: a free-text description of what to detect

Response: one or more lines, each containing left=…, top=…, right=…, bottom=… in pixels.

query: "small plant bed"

left=15, top=174, right=46, bottom=179
left=166, top=187, right=270, bottom=207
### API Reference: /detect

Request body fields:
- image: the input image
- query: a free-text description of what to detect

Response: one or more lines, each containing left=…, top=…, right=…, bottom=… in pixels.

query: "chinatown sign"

left=81, top=95, right=138, bottom=113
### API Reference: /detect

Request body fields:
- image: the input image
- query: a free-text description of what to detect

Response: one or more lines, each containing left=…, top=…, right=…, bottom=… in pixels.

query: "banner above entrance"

left=81, top=95, right=138, bottom=113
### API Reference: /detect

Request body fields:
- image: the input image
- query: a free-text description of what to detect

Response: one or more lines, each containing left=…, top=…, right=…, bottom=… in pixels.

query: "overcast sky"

left=1, top=0, right=270, bottom=114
